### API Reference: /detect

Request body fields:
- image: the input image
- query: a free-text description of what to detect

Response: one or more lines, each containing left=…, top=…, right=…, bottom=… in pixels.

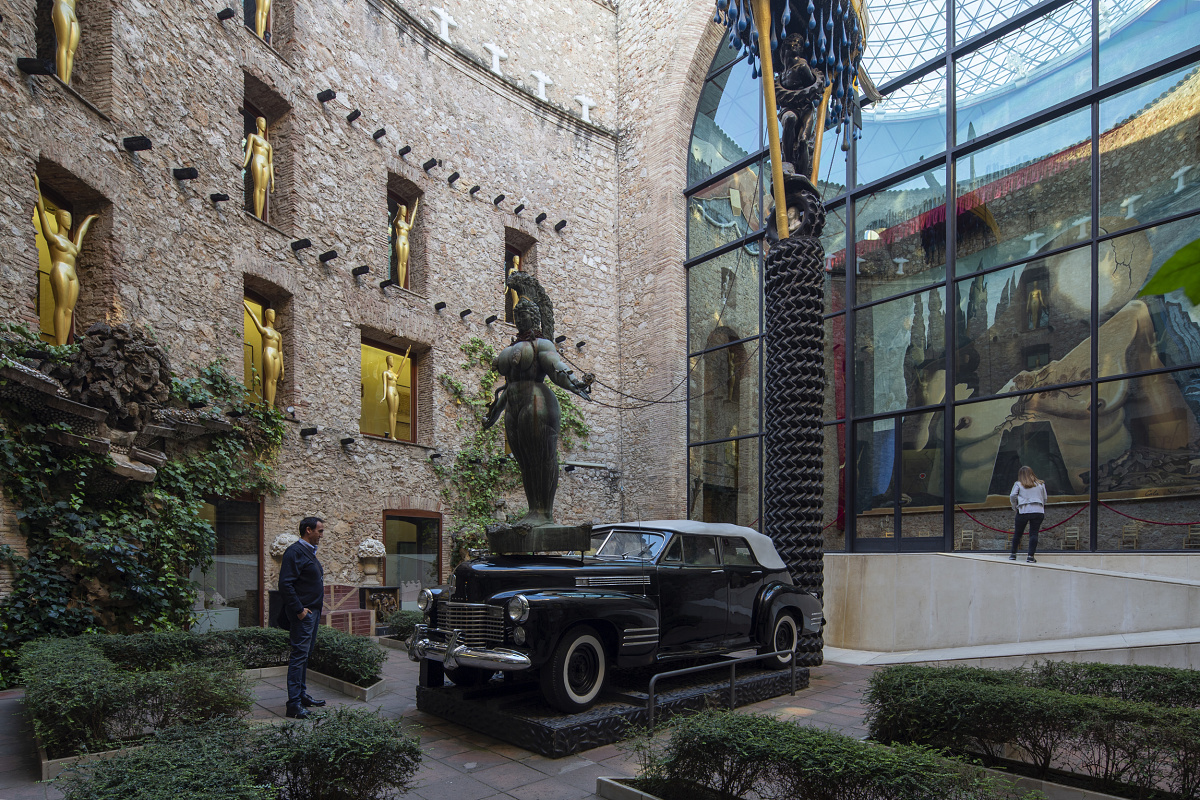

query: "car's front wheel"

left=760, top=611, right=798, bottom=669
left=540, top=625, right=607, bottom=713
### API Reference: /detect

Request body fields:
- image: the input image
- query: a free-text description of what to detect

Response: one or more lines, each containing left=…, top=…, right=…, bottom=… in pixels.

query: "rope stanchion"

left=1099, top=501, right=1200, bottom=526
left=955, top=503, right=1087, bottom=534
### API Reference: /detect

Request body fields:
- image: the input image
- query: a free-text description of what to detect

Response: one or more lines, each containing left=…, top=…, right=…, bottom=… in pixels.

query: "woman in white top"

left=1009, top=465, right=1048, bottom=563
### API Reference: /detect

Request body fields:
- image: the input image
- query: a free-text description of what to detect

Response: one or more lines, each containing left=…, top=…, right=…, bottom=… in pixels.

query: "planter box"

left=38, top=741, right=143, bottom=781
left=595, top=769, right=1128, bottom=800
left=242, top=665, right=389, bottom=701
left=377, top=635, right=407, bottom=652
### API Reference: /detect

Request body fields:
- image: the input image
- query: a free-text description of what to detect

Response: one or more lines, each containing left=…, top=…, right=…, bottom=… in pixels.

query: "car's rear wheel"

left=540, top=625, right=607, bottom=713
left=444, top=664, right=493, bottom=687
left=760, top=611, right=798, bottom=669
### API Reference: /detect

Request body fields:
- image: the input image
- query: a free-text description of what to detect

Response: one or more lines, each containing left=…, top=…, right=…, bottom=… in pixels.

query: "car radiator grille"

left=438, top=602, right=504, bottom=647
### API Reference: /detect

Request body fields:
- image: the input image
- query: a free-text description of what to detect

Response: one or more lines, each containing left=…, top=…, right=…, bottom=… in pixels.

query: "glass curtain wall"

left=685, top=0, right=1200, bottom=552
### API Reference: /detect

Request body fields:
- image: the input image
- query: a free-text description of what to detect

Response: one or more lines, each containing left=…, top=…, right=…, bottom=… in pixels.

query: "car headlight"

left=417, top=588, right=433, bottom=612
left=507, top=594, right=530, bottom=623
left=513, top=626, right=526, bottom=645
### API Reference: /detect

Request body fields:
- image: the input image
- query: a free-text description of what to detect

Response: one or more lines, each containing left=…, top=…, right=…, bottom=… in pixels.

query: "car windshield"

left=593, top=530, right=667, bottom=560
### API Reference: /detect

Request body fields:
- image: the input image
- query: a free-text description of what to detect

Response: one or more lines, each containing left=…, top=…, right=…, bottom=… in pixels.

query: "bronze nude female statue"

left=485, top=274, right=591, bottom=528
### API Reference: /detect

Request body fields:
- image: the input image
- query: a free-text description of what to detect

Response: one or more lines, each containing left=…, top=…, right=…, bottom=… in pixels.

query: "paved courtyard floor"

left=0, top=650, right=874, bottom=800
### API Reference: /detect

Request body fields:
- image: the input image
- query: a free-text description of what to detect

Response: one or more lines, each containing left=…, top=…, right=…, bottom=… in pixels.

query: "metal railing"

left=646, top=650, right=799, bottom=725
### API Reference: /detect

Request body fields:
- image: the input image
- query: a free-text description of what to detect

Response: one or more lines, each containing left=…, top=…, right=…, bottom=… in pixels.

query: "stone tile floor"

left=0, top=650, right=874, bottom=800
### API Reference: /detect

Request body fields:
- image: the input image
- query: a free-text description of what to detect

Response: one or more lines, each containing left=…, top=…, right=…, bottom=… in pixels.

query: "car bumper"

left=407, top=624, right=532, bottom=671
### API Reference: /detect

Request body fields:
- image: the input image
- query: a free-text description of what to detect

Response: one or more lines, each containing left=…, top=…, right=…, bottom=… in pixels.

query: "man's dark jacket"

left=277, top=539, right=324, bottom=630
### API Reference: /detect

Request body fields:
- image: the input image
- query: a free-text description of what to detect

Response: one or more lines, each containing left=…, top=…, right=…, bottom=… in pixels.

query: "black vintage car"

left=409, top=520, right=823, bottom=713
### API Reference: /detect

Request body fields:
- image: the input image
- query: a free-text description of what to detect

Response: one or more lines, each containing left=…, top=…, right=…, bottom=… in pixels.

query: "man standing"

left=278, top=516, right=327, bottom=718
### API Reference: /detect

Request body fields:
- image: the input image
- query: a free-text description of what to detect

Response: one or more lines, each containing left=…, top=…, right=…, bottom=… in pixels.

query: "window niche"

left=34, top=0, right=114, bottom=112
left=360, top=335, right=426, bottom=443
left=386, top=174, right=425, bottom=294
left=242, top=278, right=292, bottom=408
left=242, top=73, right=294, bottom=233
left=242, top=0, right=293, bottom=53
left=32, top=161, right=112, bottom=345
left=503, top=228, right=537, bottom=324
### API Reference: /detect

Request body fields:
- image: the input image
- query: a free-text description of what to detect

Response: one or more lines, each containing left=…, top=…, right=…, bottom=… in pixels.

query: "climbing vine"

left=0, top=337, right=285, bottom=687
left=435, top=337, right=590, bottom=566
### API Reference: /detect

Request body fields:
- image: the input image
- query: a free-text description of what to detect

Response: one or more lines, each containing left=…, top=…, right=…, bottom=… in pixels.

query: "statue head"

left=264, top=308, right=276, bottom=326
left=255, top=116, right=267, bottom=134
left=513, top=297, right=542, bottom=334
left=386, top=354, right=395, bottom=367
left=396, top=204, right=407, bottom=223
left=55, top=208, right=72, bottom=230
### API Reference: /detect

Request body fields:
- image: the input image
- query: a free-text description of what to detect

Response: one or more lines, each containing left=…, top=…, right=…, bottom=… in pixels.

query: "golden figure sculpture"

left=254, top=0, right=271, bottom=40
left=506, top=255, right=521, bottom=315
left=1027, top=284, right=1048, bottom=329
left=379, top=346, right=411, bottom=439
left=390, top=199, right=418, bottom=287
left=243, top=300, right=284, bottom=405
left=34, top=175, right=97, bottom=346
left=242, top=117, right=274, bottom=220
left=52, top=0, right=81, bottom=84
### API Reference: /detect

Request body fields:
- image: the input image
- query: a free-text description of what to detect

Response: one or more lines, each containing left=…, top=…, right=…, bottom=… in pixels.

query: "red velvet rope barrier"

left=1097, top=501, right=1200, bottom=526
left=955, top=503, right=1088, bottom=534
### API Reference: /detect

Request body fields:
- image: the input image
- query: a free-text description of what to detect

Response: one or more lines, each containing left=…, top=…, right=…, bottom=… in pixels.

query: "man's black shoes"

left=301, top=696, right=327, bottom=708
left=285, top=705, right=311, bottom=719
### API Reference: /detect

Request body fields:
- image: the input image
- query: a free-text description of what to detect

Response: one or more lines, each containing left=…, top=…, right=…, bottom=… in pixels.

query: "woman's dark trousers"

left=1012, top=512, right=1044, bottom=558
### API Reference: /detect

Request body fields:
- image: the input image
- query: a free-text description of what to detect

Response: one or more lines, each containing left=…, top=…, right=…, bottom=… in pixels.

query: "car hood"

left=451, top=555, right=655, bottom=602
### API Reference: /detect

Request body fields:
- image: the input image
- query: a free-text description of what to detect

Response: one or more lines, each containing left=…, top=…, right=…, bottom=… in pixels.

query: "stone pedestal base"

left=486, top=521, right=593, bottom=554
left=415, top=659, right=808, bottom=758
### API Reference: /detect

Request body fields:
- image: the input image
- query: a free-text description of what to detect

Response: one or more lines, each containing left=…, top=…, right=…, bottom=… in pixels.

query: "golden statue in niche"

left=380, top=346, right=411, bottom=439
left=243, top=300, right=284, bottom=405
left=1027, top=283, right=1048, bottom=329
left=34, top=175, right=97, bottom=346
left=254, top=0, right=271, bottom=40
left=390, top=198, right=418, bottom=287
left=242, top=117, right=274, bottom=220
left=506, top=254, right=521, bottom=315
left=52, top=0, right=81, bottom=84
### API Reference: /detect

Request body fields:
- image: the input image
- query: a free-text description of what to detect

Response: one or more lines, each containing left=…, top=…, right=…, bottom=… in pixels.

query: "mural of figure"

left=380, top=347, right=411, bottom=439
left=34, top=175, right=97, bottom=346
left=244, top=300, right=284, bottom=405
left=390, top=199, right=418, bottom=287
left=254, top=0, right=271, bottom=40
left=242, top=117, right=274, bottom=220
left=52, top=0, right=81, bottom=84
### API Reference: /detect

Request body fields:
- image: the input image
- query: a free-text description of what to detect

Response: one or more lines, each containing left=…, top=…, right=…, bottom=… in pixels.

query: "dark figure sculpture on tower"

left=485, top=272, right=592, bottom=533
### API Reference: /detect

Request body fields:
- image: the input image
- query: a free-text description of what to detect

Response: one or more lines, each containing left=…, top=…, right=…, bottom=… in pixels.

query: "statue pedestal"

left=485, top=521, right=593, bottom=554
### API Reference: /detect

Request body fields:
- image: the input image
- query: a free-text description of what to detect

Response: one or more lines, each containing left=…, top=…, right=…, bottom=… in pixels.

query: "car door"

left=719, top=536, right=764, bottom=645
left=655, top=534, right=727, bottom=652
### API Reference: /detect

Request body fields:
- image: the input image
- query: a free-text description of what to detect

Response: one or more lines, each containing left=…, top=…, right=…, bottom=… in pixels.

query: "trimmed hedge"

left=18, top=638, right=252, bottom=759
left=630, top=709, right=1038, bottom=800
left=865, top=664, right=1200, bottom=798
left=384, top=610, right=424, bottom=640
left=80, top=626, right=385, bottom=686
left=57, top=710, right=422, bottom=800
left=19, top=628, right=386, bottom=758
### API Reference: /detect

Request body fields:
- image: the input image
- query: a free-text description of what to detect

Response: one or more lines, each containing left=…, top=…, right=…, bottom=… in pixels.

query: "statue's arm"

left=243, top=300, right=266, bottom=335
left=409, top=197, right=419, bottom=226
left=241, top=137, right=252, bottom=169
left=267, top=143, right=275, bottom=190
left=73, top=214, right=100, bottom=247
left=537, top=341, right=591, bottom=399
left=32, top=175, right=52, bottom=235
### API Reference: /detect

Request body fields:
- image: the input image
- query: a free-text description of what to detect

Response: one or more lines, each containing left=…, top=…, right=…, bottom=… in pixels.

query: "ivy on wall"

left=436, top=337, right=590, bottom=566
left=0, top=325, right=285, bottom=686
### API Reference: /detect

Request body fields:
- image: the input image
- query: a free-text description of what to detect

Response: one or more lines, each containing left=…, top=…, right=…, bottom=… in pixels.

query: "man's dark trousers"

left=287, top=610, right=320, bottom=707
left=277, top=538, right=324, bottom=711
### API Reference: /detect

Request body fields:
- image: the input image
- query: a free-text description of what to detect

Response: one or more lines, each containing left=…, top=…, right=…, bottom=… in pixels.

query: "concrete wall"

left=825, top=553, right=1200, bottom=651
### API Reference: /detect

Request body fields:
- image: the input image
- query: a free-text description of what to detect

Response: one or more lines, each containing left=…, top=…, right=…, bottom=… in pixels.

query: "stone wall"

left=0, top=0, right=634, bottom=607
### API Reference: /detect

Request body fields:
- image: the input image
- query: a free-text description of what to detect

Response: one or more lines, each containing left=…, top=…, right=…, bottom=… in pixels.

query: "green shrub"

left=631, top=709, right=1036, bottom=800
left=18, top=638, right=252, bottom=758
left=1026, top=660, right=1200, bottom=707
left=57, top=720, right=273, bottom=800
left=310, top=627, right=386, bottom=686
left=57, top=712, right=422, bottom=800
left=865, top=663, right=1200, bottom=798
left=253, top=708, right=422, bottom=800
left=86, top=628, right=291, bottom=671
left=384, top=610, right=423, bottom=639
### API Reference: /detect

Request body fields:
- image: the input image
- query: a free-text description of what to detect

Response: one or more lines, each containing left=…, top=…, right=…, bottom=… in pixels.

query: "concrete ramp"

left=823, top=553, right=1200, bottom=668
